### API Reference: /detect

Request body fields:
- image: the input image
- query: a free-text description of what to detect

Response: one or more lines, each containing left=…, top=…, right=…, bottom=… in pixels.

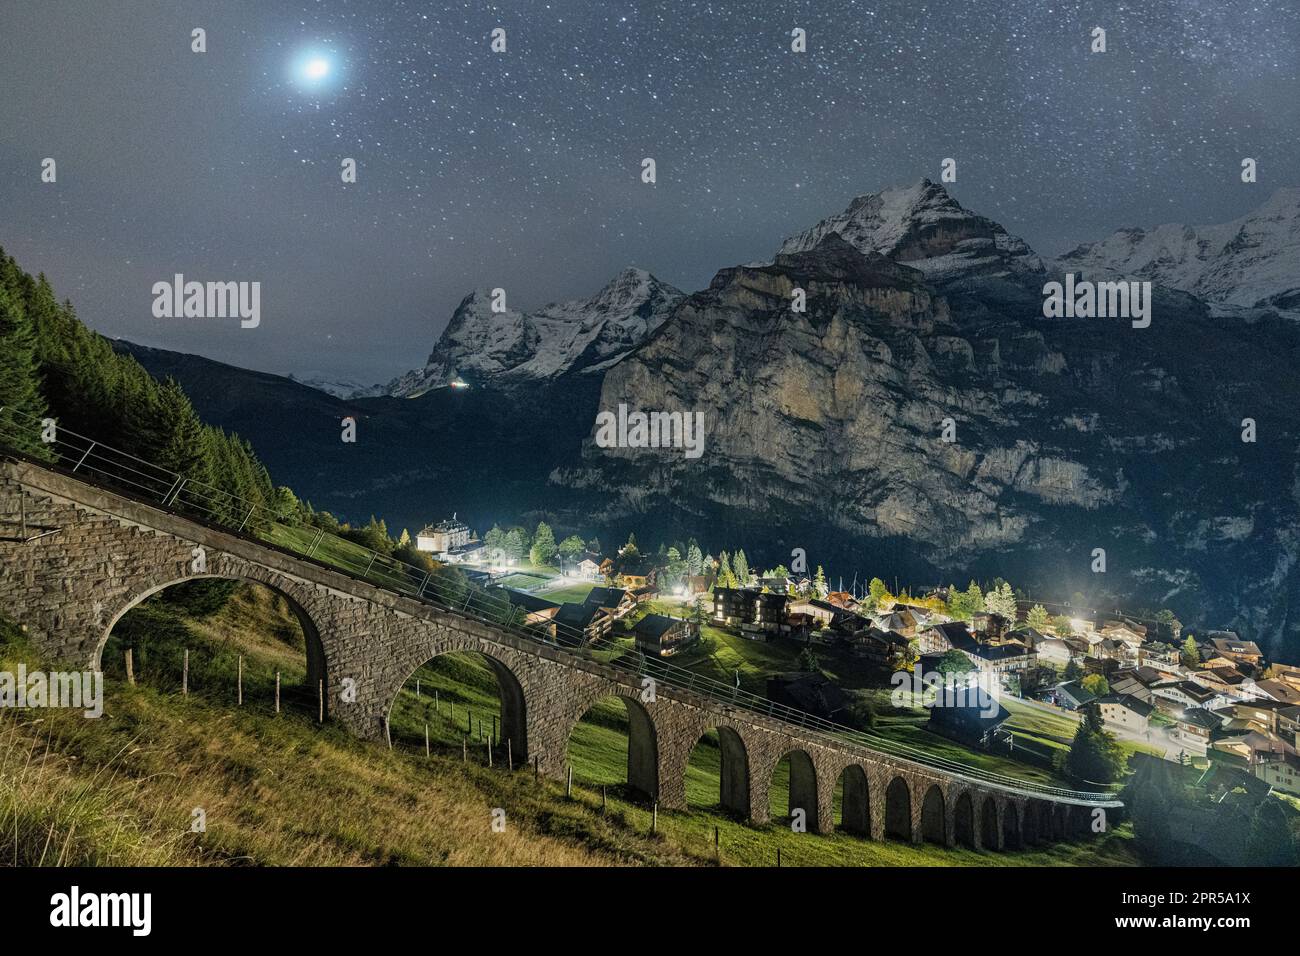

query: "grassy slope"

left=0, top=588, right=1139, bottom=866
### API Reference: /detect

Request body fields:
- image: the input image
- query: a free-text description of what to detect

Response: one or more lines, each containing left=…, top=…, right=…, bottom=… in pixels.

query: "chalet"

left=972, top=612, right=1009, bottom=641
left=964, top=640, right=1035, bottom=678
left=502, top=588, right=561, bottom=625
left=1253, top=750, right=1300, bottom=797
left=597, top=557, right=616, bottom=579
left=615, top=557, right=657, bottom=590
left=1083, top=656, right=1121, bottom=678
left=1152, top=680, right=1222, bottom=713
left=879, top=607, right=921, bottom=638
left=1209, top=633, right=1263, bottom=666
left=788, top=598, right=854, bottom=629
left=1053, top=680, right=1097, bottom=711
left=1217, top=699, right=1294, bottom=736
left=1172, top=708, right=1221, bottom=755
left=1063, top=636, right=1093, bottom=659
left=1138, top=641, right=1180, bottom=667
left=926, top=683, right=1011, bottom=747
left=633, top=614, right=699, bottom=657
left=574, top=556, right=602, bottom=579
left=712, top=588, right=789, bottom=632
left=887, top=602, right=934, bottom=626
left=1009, top=627, right=1071, bottom=666
left=765, top=673, right=849, bottom=720
left=1109, top=668, right=1155, bottom=703
left=1092, top=694, right=1154, bottom=733
left=1099, top=622, right=1146, bottom=647
left=1255, top=678, right=1300, bottom=706
left=629, top=584, right=659, bottom=604
left=847, top=627, right=910, bottom=666
left=759, top=575, right=793, bottom=593
left=583, top=586, right=637, bottom=620
left=554, top=602, right=612, bottom=646
left=1094, top=637, right=1134, bottom=661
left=825, top=591, right=856, bottom=610
left=919, top=621, right=974, bottom=655
left=1269, top=662, right=1300, bottom=690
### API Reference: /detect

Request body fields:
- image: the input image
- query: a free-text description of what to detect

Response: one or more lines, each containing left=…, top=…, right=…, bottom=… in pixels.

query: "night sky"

left=2, top=0, right=1297, bottom=383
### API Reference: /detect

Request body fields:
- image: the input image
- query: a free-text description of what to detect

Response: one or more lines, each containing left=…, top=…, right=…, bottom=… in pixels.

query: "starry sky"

left=2, top=0, right=1297, bottom=384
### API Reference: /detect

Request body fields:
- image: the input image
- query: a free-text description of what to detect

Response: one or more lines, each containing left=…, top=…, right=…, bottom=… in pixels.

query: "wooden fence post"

left=275, top=671, right=281, bottom=713
left=318, top=679, right=323, bottom=723
left=566, top=766, right=572, bottom=798
left=124, top=648, right=135, bottom=686
left=237, top=655, right=243, bottom=706
left=507, top=738, right=513, bottom=771
left=424, top=722, right=430, bottom=756
left=182, top=649, right=189, bottom=696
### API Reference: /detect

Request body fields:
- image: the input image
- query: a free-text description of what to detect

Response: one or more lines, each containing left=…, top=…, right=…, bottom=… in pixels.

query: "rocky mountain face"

left=1056, top=187, right=1300, bottom=309
left=119, top=180, right=1300, bottom=658
left=559, top=186, right=1300, bottom=655
left=387, top=267, right=684, bottom=396
left=776, top=179, right=1044, bottom=283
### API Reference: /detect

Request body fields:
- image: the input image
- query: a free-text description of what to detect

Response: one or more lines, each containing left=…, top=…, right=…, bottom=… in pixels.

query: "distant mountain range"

left=115, top=181, right=1300, bottom=658
left=385, top=267, right=684, bottom=396
left=1055, top=187, right=1300, bottom=309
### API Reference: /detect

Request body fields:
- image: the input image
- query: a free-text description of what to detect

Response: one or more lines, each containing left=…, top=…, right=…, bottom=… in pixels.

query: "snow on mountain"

left=289, top=375, right=386, bottom=400
left=1055, top=187, right=1300, bottom=308
left=387, top=267, right=684, bottom=396
left=776, top=179, right=1044, bottom=281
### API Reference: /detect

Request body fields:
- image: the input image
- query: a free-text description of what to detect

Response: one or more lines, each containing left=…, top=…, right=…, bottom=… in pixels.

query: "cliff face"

left=560, top=229, right=1300, bottom=653
left=388, top=268, right=684, bottom=396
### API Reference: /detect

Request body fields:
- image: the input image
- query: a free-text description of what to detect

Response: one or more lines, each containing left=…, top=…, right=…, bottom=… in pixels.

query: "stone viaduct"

left=0, top=457, right=1120, bottom=850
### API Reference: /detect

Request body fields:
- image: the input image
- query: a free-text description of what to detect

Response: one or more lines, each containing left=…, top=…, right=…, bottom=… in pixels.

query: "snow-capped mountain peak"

left=386, top=268, right=685, bottom=396
left=1054, top=187, right=1300, bottom=308
left=777, top=178, right=1044, bottom=281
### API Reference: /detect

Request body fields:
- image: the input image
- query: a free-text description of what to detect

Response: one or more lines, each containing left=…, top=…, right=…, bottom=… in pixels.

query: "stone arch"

left=770, top=748, right=819, bottom=832
left=1001, top=801, right=1023, bottom=850
left=920, top=783, right=947, bottom=845
left=952, top=790, right=976, bottom=849
left=390, top=646, right=529, bottom=761
left=980, top=796, right=1000, bottom=850
left=563, top=691, right=659, bottom=800
left=884, top=776, right=912, bottom=841
left=835, top=764, right=871, bottom=836
left=684, top=725, right=751, bottom=816
left=98, top=570, right=328, bottom=710
left=1022, top=801, right=1041, bottom=845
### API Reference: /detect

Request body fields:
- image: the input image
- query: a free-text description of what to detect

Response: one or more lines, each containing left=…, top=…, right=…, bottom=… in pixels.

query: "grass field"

left=0, top=585, right=1139, bottom=867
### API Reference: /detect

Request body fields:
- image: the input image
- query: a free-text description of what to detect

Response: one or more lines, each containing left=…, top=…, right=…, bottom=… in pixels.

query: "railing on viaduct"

left=0, top=406, right=1120, bottom=808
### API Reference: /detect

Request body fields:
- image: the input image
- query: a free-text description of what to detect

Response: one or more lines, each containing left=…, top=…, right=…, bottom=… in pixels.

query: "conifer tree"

left=0, top=282, right=49, bottom=454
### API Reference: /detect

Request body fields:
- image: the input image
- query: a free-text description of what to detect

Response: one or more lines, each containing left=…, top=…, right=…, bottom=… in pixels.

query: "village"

left=408, top=516, right=1300, bottom=804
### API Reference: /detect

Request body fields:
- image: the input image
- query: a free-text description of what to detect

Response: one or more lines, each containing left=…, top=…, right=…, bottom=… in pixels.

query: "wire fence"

left=0, top=405, right=1120, bottom=805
